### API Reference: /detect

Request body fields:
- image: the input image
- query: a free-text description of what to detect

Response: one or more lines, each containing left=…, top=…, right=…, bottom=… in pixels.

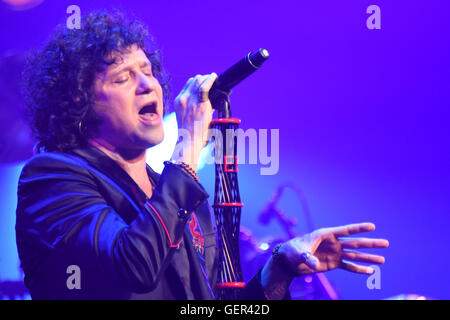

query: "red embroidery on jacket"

left=188, top=213, right=204, bottom=256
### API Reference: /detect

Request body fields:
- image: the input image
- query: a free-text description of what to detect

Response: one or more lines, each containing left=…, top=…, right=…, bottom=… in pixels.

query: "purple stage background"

left=0, top=0, right=449, bottom=299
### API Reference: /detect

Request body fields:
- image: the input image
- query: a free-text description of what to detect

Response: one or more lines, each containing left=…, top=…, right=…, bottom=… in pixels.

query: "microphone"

left=211, top=48, right=270, bottom=93
left=209, top=48, right=270, bottom=117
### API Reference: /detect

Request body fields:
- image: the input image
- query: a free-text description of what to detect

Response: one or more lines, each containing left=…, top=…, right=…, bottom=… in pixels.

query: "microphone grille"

left=249, top=48, right=270, bottom=68
left=260, top=48, right=269, bottom=58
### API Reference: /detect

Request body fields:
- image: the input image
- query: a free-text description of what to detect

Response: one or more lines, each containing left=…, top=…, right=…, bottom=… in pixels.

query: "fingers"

left=339, top=261, right=374, bottom=274
left=324, top=222, right=376, bottom=238
left=174, top=77, right=194, bottom=125
left=340, top=237, right=389, bottom=249
left=198, top=72, right=217, bottom=101
left=185, top=75, right=207, bottom=106
left=341, top=250, right=386, bottom=264
left=299, top=222, right=388, bottom=276
left=184, top=74, right=216, bottom=115
left=185, top=73, right=217, bottom=103
left=175, top=73, right=217, bottom=125
left=181, top=76, right=195, bottom=93
left=339, top=239, right=388, bottom=275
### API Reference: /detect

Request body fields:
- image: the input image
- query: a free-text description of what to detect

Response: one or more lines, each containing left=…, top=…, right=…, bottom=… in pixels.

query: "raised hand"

left=261, top=222, right=389, bottom=299
left=172, top=73, right=217, bottom=171
left=281, top=222, right=389, bottom=275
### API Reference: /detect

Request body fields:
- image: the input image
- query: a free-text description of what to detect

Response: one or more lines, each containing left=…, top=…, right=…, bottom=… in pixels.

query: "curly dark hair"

left=23, top=10, right=170, bottom=153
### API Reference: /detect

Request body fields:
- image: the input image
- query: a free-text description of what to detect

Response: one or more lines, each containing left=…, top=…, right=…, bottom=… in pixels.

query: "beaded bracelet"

left=164, top=160, right=199, bottom=183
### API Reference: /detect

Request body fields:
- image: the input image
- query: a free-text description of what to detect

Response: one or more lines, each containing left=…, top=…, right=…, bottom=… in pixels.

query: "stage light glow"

left=146, top=112, right=209, bottom=173
left=2, top=0, right=43, bottom=11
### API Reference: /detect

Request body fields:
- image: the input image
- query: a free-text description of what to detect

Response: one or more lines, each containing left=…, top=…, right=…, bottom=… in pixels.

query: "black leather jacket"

left=15, top=145, right=267, bottom=299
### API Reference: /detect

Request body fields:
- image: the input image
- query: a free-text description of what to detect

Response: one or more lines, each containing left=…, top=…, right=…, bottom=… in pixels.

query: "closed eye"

left=114, top=77, right=129, bottom=84
left=114, top=71, right=151, bottom=84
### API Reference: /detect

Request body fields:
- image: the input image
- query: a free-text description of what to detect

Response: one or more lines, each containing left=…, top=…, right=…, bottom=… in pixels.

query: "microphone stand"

left=210, top=79, right=245, bottom=300
left=210, top=49, right=269, bottom=300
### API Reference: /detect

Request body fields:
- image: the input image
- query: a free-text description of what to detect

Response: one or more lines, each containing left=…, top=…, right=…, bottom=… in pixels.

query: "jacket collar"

left=68, top=144, right=160, bottom=209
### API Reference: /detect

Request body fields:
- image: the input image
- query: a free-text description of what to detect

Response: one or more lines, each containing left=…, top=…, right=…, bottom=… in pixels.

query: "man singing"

left=16, top=10, right=389, bottom=300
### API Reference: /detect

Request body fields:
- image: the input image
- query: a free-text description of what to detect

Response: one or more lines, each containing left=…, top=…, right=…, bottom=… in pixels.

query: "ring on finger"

left=197, top=89, right=209, bottom=103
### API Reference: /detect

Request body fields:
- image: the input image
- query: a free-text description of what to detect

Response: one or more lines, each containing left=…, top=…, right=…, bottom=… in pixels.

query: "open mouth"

left=138, top=101, right=161, bottom=125
left=138, top=102, right=158, bottom=116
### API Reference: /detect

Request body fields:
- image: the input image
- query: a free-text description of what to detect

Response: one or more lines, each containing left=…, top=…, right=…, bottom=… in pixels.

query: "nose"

left=136, top=72, right=160, bottom=95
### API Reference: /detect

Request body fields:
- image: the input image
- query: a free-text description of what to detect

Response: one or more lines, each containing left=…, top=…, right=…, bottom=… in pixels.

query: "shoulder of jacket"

left=20, top=151, right=91, bottom=178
